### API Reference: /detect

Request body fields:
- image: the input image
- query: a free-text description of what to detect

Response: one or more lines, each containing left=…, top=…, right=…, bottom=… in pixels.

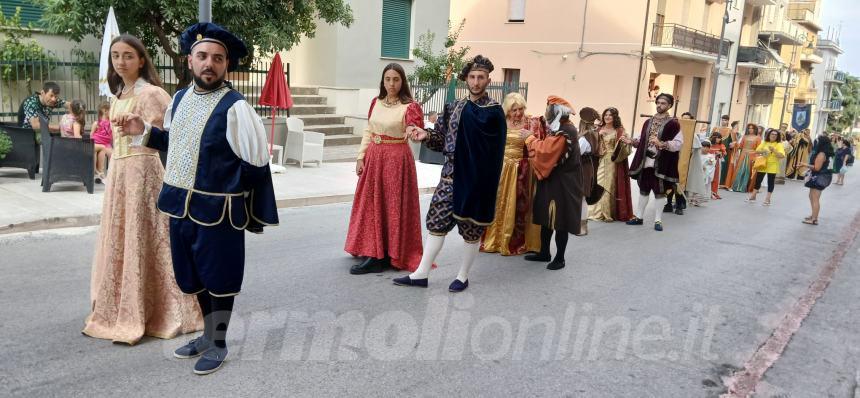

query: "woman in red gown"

left=345, top=63, right=425, bottom=274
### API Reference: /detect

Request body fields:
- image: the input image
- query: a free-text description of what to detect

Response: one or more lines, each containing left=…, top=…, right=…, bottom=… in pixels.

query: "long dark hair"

left=813, top=135, right=835, bottom=158
left=599, top=107, right=623, bottom=130
left=745, top=123, right=758, bottom=136
left=107, top=34, right=163, bottom=95
left=377, top=63, right=414, bottom=104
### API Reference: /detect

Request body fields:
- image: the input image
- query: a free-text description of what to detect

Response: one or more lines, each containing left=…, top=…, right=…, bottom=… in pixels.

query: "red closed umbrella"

left=259, top=53, right=293, bottom=154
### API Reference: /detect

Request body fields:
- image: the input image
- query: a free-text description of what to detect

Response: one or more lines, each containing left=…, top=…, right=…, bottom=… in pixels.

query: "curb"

left=0, top=187, right=437, bottom=235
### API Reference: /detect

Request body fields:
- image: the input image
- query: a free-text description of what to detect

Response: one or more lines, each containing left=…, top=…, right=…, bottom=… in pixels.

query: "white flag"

left=98, top=7, right=120, bottom=97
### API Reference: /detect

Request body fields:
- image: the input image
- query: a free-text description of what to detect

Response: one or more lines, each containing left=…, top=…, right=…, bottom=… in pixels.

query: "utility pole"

left=778, top=33, right=803, bottom=128
left=199, top=0, right=211, bottom=23
left=707, top=0, right=731, bottom=130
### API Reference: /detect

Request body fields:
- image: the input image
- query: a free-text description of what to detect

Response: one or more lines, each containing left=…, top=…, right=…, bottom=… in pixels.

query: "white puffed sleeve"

left=226, top=100, right=271, bottom=167
left=578, top=136, right=592, bottom=155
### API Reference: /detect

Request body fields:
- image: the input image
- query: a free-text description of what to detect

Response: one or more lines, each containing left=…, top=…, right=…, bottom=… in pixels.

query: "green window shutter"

left=0, top=1, right=45, bottom=28
left=381, top=0, right=412, bottom=59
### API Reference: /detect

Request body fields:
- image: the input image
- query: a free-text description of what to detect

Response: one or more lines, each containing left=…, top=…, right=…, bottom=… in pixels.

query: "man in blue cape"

left=393, top=55, right=507, bottom=292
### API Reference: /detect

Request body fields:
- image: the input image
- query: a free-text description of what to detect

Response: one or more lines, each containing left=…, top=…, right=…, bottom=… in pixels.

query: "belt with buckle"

left=372, top=134, right=407, bottom=145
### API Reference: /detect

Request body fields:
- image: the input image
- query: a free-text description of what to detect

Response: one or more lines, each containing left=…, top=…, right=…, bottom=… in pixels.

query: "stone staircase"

left=248, top=86, right=361, bottom=162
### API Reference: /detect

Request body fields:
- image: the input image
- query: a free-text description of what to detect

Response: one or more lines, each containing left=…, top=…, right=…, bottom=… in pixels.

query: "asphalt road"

left=2, top=178, right=859, bottom=397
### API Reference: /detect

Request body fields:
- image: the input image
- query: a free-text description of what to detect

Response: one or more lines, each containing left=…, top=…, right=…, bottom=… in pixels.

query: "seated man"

left=19, top=81, right=65, bottom=132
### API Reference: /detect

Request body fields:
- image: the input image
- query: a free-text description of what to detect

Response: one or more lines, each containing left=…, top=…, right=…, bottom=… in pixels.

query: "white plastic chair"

left=284, top=116, right=324, bottom=168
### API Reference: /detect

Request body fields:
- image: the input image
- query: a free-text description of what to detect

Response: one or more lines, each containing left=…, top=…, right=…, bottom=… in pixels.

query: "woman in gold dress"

left=480, top=93, right=543, bottom=255
left=83, top=35, right=201, bottom=345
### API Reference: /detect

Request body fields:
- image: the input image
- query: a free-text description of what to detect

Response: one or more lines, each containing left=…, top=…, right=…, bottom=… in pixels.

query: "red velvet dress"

left=344, top=99, right=424, bottom=271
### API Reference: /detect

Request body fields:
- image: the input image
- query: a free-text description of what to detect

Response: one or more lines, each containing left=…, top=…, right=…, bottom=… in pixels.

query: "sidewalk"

left=0, top=161, right=442, bottom=233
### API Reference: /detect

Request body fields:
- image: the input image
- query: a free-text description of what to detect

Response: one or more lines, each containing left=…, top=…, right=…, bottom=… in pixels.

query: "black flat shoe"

left=350, top=257, right=386, bottom=275
left=663, top=204, right=674, bottom=213
left=674, top=208, right=684, bottom=215
left=546, top=259, right=566, bottom=270
left=626, top=217, right=644, bottom=225
left=524, top=253, right=551, bottom=262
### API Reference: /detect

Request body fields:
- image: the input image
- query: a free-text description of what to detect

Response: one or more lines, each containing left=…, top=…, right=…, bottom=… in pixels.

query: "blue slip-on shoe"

left=173, top=336, right=212, bottom=359
left=448, top=279, right=469, bottom=293
left=626, top=217, right=644, bottom=226
left=392, top=275, right=428, bottom=288
left=654, top=222, right=663, bottom=231
left=193, top=346, right=228, bottom=375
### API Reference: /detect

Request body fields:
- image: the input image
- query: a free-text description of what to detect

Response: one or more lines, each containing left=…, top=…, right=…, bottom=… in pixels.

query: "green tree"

left=409, top=19, right=469, bottom=105
left=410, top=19, right=469, bottom=84
left=827, top=74, right=859, bottom=134
left=37, top=0, right=354, bottom=88
left=0, top=7, right=56, bottom=85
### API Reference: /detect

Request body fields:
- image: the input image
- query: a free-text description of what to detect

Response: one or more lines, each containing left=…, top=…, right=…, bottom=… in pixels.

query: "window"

left=508, top=0, right=525, bottom=22
left=1, top=0, right=45, bottom=27
left=381, top=0, right=412, bottom=59
left=503, top=69, right=520, bottom=85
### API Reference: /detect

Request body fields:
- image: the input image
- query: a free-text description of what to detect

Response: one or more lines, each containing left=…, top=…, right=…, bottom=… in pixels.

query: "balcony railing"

left=751, top=68, right=798, bottom=87
left=817, top=37, right=842, bottom=52
left=651, top=23, right=731, bottom=57
left=822, top=99, right=843, bottom=112
left=758, top=18, right=805, bottom=45
left=737, top=46, right=769, bottom=64
left=788, top=2, right=821, bottom=31
left=824, top=69, right=846, bottom=83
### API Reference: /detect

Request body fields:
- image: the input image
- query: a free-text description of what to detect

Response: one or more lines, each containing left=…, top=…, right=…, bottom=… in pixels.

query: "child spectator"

left=708, top=132, right=727, bottom=199
left=690, top=140, right=714, bottom=207
left=90, top=103, right=113, bottom=183
left=59, top=100, right=86, bottom=138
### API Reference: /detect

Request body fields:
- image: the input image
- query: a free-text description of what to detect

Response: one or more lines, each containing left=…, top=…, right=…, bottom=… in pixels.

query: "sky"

left=820, top=0, right=859, bottom=76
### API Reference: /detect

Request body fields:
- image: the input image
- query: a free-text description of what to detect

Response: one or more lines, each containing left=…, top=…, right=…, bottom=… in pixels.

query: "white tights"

left=636, top=194, right=667, bottom=223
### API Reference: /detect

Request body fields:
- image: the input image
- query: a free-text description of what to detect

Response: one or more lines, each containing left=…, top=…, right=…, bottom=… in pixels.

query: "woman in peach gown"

left=83, top=35, right=201, bottom=345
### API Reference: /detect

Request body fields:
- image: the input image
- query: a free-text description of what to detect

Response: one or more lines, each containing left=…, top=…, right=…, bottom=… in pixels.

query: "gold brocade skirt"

left=480, top=158, right=541, bottom=255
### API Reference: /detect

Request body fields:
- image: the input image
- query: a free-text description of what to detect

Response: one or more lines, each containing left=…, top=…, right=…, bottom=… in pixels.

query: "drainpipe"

left=631, top=0, right=652, bottom=130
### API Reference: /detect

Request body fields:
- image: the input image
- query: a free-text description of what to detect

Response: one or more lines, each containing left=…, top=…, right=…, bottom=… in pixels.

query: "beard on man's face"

left=193, top=67, right=225, bottom=91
